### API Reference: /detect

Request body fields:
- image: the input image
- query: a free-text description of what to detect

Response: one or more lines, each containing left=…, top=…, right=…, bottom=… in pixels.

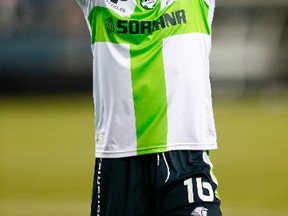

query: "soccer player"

left=75, top=0, right=222, bottom=215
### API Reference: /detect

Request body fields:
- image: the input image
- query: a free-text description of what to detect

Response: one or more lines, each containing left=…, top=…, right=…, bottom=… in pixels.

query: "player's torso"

left=85, top=0, right=217, bottom=158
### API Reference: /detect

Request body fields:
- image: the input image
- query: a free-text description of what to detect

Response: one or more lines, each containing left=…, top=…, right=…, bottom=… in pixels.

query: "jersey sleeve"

left=204, top=0, right=215, bottom=8
left=203, top=0, right=215, bottom=29
left=75, top=0, right=88, bottom=8
left=75, top=0, right=90, bottom=15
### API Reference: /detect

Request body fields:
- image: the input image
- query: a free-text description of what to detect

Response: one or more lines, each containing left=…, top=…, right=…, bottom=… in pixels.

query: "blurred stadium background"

left=0, top=0, right=287, bottom=215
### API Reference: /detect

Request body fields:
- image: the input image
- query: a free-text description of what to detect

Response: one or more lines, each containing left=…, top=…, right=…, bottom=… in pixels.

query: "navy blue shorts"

left=90, top=150, right=222, bottom=216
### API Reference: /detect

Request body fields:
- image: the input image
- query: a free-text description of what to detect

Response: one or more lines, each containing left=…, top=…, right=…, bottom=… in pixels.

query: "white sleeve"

left=204, top=0, right=215, bottom=29
left=75, top=0, right=88, bottom=8
left=204, top=0, right=215, bottom=8
left=75, top=0, right=91, bottom=15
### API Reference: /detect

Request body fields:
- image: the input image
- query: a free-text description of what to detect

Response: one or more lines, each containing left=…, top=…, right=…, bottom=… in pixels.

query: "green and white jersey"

left=76, top=0, right=217, bottom=158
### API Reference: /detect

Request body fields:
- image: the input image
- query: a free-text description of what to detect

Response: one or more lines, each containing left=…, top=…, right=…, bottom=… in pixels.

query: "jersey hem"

left=95, top=143, right=218, bottom=158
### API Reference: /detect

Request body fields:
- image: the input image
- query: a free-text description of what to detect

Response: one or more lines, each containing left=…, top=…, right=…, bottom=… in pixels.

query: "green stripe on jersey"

left=130, top=39, right=168, bottom=154
left=88, top=0, right=210, bottom=155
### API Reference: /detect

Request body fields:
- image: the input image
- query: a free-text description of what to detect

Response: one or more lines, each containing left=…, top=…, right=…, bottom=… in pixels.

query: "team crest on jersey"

left=140, top=0, right=157, bottom=10
left=191, top=207, right=208, bottom=216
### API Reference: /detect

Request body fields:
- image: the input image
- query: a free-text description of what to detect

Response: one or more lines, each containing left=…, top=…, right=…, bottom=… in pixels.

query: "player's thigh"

left=160, top=151, right=222, bottom=216
left=90, top=157, right=156, bottom=216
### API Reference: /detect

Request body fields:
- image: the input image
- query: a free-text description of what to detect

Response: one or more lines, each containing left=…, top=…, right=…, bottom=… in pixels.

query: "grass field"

left=1, top=93, right=288, bottom=216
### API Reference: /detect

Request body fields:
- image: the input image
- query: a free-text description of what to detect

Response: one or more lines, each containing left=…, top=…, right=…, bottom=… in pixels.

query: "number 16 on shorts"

left=184, top=177, right=214, bottom=203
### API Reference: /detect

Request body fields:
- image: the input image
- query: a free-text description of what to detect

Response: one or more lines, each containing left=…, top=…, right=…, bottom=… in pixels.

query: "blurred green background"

left=1, top=94, right=288, bottom=216
left=1, top=0, right=288, bottom=215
